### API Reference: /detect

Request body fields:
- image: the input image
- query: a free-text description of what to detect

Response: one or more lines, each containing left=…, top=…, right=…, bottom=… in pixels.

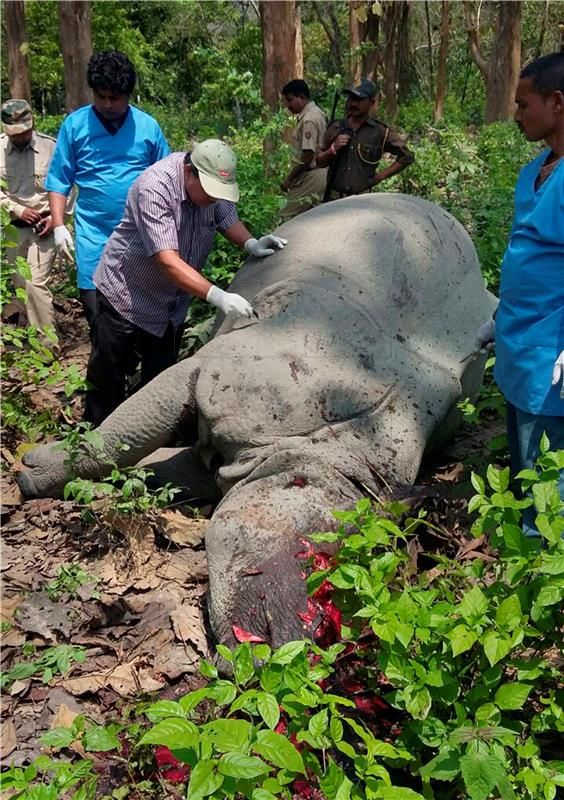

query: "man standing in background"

left=317, top=78, right=414, bottom=200
left=279, top=80, right=327, bottom=220
left=0, top=100, right=69, bottom=341
left=46, top=50, right=170, bottom=328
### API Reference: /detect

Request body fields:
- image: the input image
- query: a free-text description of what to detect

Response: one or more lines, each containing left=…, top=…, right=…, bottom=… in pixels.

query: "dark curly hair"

left=86, top=50, right=136, bottom=96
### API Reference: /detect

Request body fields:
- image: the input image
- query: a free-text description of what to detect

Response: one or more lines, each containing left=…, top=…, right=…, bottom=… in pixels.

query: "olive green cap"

left=1, top=99, right=33, bottom=135
left=191, top=139, right=239, bottom=202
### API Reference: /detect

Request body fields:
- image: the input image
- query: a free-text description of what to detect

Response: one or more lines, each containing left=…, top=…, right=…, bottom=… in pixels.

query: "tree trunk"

left=534, top=0, right=549, bottom=59
left=465, top=0, right=521, bottom=124
left=58, top=0, right=93, bottom=113
left=312, top=1, right=344, bottom=76
left=381, top=1, right=402, bottom=121
left=349, top=0, right=365, bottom=82
left=433, top=1, right=450, bottom=121
left=4, top=0, right=31, bottom=103
left=424, top=0, right=434, bottom=99
left=396, top=1, right=413, bottom=102
left=259, top=0, right=303, bottom=111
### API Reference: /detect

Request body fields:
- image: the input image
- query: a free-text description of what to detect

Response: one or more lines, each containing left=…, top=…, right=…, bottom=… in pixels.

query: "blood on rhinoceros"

left=17, top=194, right=497, bottom=648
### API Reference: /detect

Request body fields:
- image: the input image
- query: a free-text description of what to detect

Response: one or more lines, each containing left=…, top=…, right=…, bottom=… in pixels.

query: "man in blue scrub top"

left=46, top=50, right=170, bottom=328
left=477, top=52, right=564, bottom=534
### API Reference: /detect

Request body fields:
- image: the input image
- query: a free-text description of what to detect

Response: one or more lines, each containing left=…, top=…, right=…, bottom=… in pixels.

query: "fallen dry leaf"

left=0, top=481, right=24, bottom=507
left=158, top=510, right=208, bottom=548
left=61, top=659, right=165, bottom=697
left=51, top=702, right=79, bottom=730
left=170, top=603, right=207, bottom=655
left=0, top=718, right=17, bottom=759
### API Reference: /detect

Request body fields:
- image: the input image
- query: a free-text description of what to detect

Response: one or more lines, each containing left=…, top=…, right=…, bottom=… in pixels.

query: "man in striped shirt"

left=85, top=139, right=286, bottom=425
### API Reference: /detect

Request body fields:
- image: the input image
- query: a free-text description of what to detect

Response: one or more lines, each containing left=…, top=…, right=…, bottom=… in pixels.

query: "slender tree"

left=312, top=1, right=344, bottom=76
left=381, top=0, right=403, bottom=121
left=434, top=1, right=450, bottom=121
left=4, top=0, right=31, bottom=102
left=259, top=0, right=303, bottom=110
left=58, top=0, right=93, bottom=113
left=348, top=0, right=380, bottom=82
left=464, top=0, right=521, bottom=123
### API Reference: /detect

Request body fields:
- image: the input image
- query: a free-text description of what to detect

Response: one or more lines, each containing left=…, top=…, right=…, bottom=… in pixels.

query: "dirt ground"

left=0, top=292, right=503, bottom=772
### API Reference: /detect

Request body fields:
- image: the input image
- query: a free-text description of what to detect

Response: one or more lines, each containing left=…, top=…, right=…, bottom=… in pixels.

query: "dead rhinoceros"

left=18, top=194, right=496, bottom=647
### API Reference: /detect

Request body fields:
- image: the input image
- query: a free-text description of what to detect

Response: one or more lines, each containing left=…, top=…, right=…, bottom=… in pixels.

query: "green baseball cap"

left=1, top=99, right=33, bottom=135
left=191, top=139, right=239, bottom=202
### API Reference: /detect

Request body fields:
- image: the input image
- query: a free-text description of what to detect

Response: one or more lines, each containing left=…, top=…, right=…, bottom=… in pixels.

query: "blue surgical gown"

left=494, top=150, right=564, bottom=416
left=46, top=105, right=170, bottom=289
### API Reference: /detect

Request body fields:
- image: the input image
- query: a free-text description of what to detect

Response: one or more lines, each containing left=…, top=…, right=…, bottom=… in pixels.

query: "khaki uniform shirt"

left=324, top=117, right=414, bottom=196
left=0, top=131, right=56, bottom=219
left=292, top=101, right=327, bottom=170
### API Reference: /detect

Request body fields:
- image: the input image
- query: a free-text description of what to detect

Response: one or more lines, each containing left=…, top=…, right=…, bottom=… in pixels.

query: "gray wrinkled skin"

left=18, top=194, right=497, bottom=647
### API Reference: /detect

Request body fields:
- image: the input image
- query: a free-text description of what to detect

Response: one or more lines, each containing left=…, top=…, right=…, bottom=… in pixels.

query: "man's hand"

left=475, top=317, right=495, bottom=351
left=20, top=207, right=42, bottom=225
left=244, top=235, right=288, bottom=258
left=551, top=351, right=564, bottom=398
left=53, top=225, right=75, bottom=261
left=206, top=286, right=253, bottom=325
left=333, top=133, right=351, bottom=151
left=38, top=215, right=54, bottom=238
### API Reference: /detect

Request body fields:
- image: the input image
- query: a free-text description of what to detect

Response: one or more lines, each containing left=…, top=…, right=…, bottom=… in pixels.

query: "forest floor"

left=0, top=291, right=503, bottom=785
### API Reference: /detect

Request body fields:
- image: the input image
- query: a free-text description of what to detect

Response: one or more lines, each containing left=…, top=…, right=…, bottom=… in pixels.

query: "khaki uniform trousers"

left=280, top=167, right=327, bottom=222
left=7, top=226, right=58, bottom=334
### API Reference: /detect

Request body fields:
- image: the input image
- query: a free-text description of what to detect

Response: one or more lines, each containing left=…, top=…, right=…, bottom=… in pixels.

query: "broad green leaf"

left=335, top=774, right=353, bottom=800
left=471, top=472, right=486, bottom=495
left=494, top=682, right=532, bottom=710
left=483, top=632, right=512, bottom=666
left=487, top=465, right=510, bottom=493
left=83, top=726, right=120, bottom=752
left=207, top=680, right=238, bottom=705
left=138, top=718, right=199, bottom=748
left=379, top=788, right=425, bottom=799
left=270, top=641, right=307, bottom=666
left=309, top=709, right=329, bottom=739
left=330, top=716, right=343, bottom=742
left=420, top=751, right=460, bottom=781
left=145, top=700, right=186, bottom=722
left=460, top=750, right=504, bottom=800
left=256, top=692, right=280, bottom=729
left=459, top=586, right=488, bottom=623
left=39, top=727, right=75, bottom=749
left=495, top=595, right=522, bottom=631
left=234, top=642, right=255, bottom=686
left=319, top=761, right=347, bottom=800
left=187, top=760, right=222, bottom=800
left=253, top=730, right=305, bottom=774
left=218, top=752, right=270, bottom=779
left=448, top=625, right=478, bottom=656
left=252, top=790, right=277, bottom=800
left=203, top=719, right=252, bottom=752
left=179, top=688, right=210, bottom=713
left=215, top=644, right=233, bottom=662
left=404, top=686, right=432, bottom=720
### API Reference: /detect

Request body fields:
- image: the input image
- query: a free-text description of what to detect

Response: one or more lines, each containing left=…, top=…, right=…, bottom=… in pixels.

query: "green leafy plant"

left=45, top=563, right=100, bottom=601
left=0, top=644, right=86, bottom=689
left=40, top=714, right=121, bottom=753
left=0, top=755, right=98, bottom=800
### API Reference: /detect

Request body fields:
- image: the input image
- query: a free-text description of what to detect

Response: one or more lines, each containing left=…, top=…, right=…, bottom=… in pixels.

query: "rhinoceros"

left=18, top=194, right=496, bottom=647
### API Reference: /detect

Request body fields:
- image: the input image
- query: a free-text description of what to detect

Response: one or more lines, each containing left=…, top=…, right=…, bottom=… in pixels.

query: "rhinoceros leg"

left=18, top=358, right=202, bottom=499
left=138, top=447, right=221, bottom=506
left=205, top=455, right=362, bottom=648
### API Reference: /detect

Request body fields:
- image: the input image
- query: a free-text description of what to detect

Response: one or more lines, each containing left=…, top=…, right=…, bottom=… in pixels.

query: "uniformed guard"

left=0, top=99, right=70, bottom=339
left=317, top=78, right=415, bottom=201
left=279, top=79, right=327, bottom=220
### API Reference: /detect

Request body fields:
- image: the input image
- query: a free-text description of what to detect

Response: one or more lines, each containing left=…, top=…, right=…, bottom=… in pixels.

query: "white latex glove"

left=244, top=234, right=287, bottom=258
left=53, top=225, right=75, bottom=261
left=551, top=350, right=564, bottom=398
left=206, top=286, right=253, bottom=330
left=475, top=317, right=495, bottom=350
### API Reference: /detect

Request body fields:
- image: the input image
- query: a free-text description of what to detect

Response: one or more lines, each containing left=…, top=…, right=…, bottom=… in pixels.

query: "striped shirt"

left=94, top=152, right=239, bottom=336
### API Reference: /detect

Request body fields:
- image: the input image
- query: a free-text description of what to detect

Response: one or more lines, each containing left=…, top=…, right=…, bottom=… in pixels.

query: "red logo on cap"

left=218, top=169, right=231, bottom=177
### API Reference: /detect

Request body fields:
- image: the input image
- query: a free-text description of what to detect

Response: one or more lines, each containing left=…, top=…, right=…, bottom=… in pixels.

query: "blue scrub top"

left=495, top=150, right=564, bottom=416
left=46, top=105, right=170, bottom=289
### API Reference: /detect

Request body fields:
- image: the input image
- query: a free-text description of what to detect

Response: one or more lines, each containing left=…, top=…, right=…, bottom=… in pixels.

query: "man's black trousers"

left=84, top=291, right=183, bottom=426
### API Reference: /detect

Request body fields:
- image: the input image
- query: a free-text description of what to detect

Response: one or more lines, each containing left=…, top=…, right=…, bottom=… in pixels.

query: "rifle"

left=322, top=90, right=346, bottom=203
